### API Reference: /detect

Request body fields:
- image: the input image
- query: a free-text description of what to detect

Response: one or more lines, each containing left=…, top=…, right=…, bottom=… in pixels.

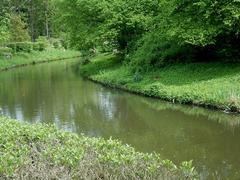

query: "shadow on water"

left=0, top=60, right=240, bottom=179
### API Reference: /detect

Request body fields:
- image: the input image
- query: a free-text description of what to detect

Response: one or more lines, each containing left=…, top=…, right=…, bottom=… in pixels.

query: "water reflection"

left=0, top=60, right=240, bottom=179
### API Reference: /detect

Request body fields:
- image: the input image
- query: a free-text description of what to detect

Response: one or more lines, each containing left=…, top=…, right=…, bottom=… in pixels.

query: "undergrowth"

left=0, top=116, right=197, bottom=179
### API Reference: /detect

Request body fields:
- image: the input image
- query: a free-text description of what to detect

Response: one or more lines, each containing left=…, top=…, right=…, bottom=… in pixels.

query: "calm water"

left=0, top=60, right=240, bottom=179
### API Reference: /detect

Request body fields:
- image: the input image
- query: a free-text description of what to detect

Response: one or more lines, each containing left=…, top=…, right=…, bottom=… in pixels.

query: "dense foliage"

left=0, top=16, right=10, bottom=44
left=0, top=0, right=56, bottom=41
left=55, top=0, right=161, bottom=51
left=0, top=116, right=197, bottom=179
left=57, top=0, right=240, bottom=69
left=1, top=0, right=239, bottom=68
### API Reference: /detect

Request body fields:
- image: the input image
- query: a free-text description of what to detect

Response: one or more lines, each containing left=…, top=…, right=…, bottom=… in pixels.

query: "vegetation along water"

left=1, top=0, right=240, bottom=179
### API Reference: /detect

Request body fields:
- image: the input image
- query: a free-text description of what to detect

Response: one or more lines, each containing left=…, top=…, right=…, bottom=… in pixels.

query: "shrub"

left=0, top=116, right=197, bottom=179
left=133, top=71, right=143, bottom=82
left=36, top=36, right=49, bottom=49
left=32, top=42, right=46, bottom=51
left=6, top=42, right=46, bottom=53
left=32, top=42, right=40, bottom=51
left=15, top=42, right=33, bottom=53
left=53, top=41, right=60, bottom=48
left=38, top=42, right=46, bottom=51
left=49, top=38, right=62, bottom=49
left=6, top=43, right=17, bottom=53
left=0, top=47, right=12, bottom=58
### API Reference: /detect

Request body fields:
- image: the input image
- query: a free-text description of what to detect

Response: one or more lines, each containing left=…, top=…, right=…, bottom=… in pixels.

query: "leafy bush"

left=15, top=42, right=33, bottom=53
left=36, top=42, right=46, bottom=51
left=36, top=36, right=49, bottom=49
left=0, top=47, right=12, bottom=57
left=0, top=16, right=10, bottom=44
left=6, top=43, right=17, bottom=53
left=32, top=42, right=40, bottom=51
left=6, top=42, right=46, bottom=53
left=49, top=38, right=62, bottom=49
left=0, top=116, right=197, bottom=179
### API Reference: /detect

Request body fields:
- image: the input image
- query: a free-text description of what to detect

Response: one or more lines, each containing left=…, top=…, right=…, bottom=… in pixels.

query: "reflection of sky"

left=98, top=92, right=116, bottom=121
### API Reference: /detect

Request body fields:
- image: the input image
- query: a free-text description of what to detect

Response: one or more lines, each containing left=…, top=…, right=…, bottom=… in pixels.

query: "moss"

left=0, top=116, right=196, bottom=179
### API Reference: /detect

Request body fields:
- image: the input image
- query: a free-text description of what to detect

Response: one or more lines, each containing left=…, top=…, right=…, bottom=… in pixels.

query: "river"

left=0, top=59, right=240, bottom=179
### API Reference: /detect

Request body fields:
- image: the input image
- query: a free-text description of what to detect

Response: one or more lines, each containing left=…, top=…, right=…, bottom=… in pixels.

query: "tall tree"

left=9, top=14, right=30, bottom=42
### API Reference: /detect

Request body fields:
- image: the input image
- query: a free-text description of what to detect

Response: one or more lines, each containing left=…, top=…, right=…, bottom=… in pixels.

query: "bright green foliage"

left=35, top=36, right=54, bottom=51
left=0, top=16, right=10, bottom=44
left=128, top=0, right=240, bottom=69
left=32, top=42, right=44, bottom=51
left=80, top=54, right=121, bottom=77
left=57, top=0, right=240, bottom=69
left=56, top=0, right=161, bottom=51
left=9, top=14, right=31, bottom=42
left=36, top=36, right=49, bottom=49
left=0, top=49, right=80, bottom=70
left=0, top=47, right=12, bottom=57
left=80, top=54, right=240, bottom=112
left=0, top=116, right=197, bottom=179
left=49, top=38, right=62, bottom=49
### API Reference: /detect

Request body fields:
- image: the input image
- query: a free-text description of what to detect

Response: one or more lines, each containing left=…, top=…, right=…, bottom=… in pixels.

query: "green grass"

left=0, top=49, right=81, bottom=71
left=80, top=54, right=240, bottom=112
left=0, top=116, right=196, bottom=179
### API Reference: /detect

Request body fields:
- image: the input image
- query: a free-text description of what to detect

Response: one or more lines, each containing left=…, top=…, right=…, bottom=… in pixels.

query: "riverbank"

left=0, top=49, right=81, bottom=71
left=80, top=54, right=240, bottom=112
left=0, top=116, right=196, bottom=179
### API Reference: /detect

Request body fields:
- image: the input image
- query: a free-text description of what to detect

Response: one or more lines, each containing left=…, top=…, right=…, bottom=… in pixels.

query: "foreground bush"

left=0, top=116, right=197, bottom=179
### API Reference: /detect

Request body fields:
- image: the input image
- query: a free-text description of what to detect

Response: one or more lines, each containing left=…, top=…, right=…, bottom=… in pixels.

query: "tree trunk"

left=45, top=0, right=49, bottom=38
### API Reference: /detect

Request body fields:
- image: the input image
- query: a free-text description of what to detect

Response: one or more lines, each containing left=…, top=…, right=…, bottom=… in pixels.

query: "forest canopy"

left=0, top=0, right=239, bottom=69
left=56, top=0, right=240, bottom=70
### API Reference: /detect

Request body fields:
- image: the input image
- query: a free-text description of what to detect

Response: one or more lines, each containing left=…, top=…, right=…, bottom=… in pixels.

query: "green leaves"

left=57, top=0, right=162, bottom=51
left=0, top=15, right=10, bottom=44
left=0, top=116, right=197, bottom=179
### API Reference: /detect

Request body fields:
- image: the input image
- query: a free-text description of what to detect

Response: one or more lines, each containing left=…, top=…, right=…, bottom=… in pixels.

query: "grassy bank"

left=80, top=54, right=240, bottom=112
left=0, top=49, right=80, bottom=71
left=0, top=116, right=196, bottom=179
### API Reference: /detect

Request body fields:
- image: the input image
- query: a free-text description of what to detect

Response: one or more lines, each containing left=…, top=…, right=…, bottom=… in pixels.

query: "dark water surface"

left=0, top=60, right=240, bottom=179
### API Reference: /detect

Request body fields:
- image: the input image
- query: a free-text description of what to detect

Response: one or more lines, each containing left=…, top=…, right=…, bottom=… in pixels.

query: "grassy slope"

left=0, top=49, right=80, bottom=71
left=0, top=116, right=196, bottom=179
left=80, top=54, right=240, bottom=112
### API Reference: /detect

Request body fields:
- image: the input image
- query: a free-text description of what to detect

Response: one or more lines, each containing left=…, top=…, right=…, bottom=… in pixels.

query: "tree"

left=0, top=15, right=10, bottom=44
left=0, top=0, right=56, bottom=41
left=9, top=14, right=30, bottom=42
left=56, top=0, right=161, bottom=51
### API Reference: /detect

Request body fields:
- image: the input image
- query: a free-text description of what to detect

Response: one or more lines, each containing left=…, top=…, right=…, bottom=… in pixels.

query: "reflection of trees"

left=142, top=99, right=240, bottom=129
left=130, top=97, right=240, bottom=179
